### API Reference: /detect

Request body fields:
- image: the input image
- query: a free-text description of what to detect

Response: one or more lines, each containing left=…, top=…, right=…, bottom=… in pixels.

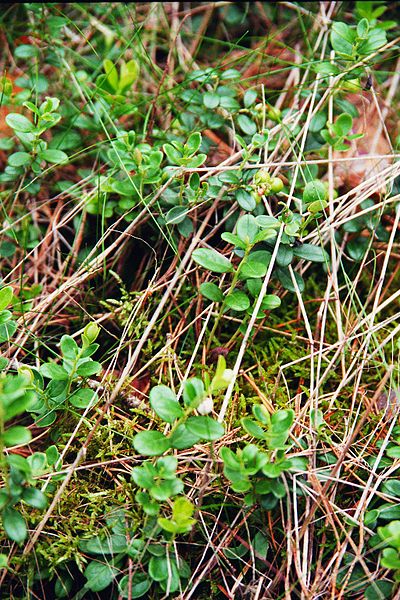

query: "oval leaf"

left=200, top=282, right=224, bottom=303
left=239, top=251, right=271, bottom=279
left=5, top=113, right=34, bottom=133
left=192, top=248, right=233, bottom=273
left=293, top=243, right=329, bottom=263
left=150, top=385, right=183, bottom=423
left=133, top=431, right=171, bottom=456
left=186, top=416, right=224, bottom=441
left=224, top=290, right=250, bottom=312
left=3, top=507, right=27, bottom=544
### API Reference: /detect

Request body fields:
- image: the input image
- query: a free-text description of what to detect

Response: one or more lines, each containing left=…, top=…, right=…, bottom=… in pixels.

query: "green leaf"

left=15, top=44, right=40, bottom=58
left=382, top=480, right=400, bottom=498
left=378, top=520, right=400, bottom=546
left=186, top=131, right=202, bottom=155
left=8, top=152, right=31, bottom=167
left=220, top=96, right=240, bottom=111
left=192, top=248, right=233, bottom=273
left=60, top=335, right=79, bottom=359
left=148, top=556, right=169, bottom=581
left=220, top=446, right=241, bottom=470
left=0, top=286, right=13, bottom=311
left=2, top=507, right=27, bottom=544
left=186, top=416, right=225, bottom=441
left=165, top=206, right=188, bottom=225
left=69, top=388, right=98, bottom=408
left=357, top=18, right=369, bottom=39
left=224, top=290, right=250, bottom=312
left=313, top=62, right=340, bottom=75
left=252, top=404, right=269, bottom=425
left=132, top=462, right=157, bottom=488
left=157, top=517, right=179, bottom=534
left=183, top=378, right=205, bottom=408
left=173, top=496, right=194, bottom=521
left=0, top=242, right=16, bottom=258
left=308, top=198, right=328, bottom=214
left=293, top=243, right=329, bottom=263
left=118, top=573, right=152, bottom=599
left=235, top=189, right=256, bottom=211
left=200, top=282, right=224, bottom=303
left=3, top=426, right=32, bottom=447
left=163, top=143, right=182, bottom=164
left=203, top=92, right=219, bottom=109
left=5, top=113, right=35, bottom=133
left=45, top=445, right=60, bottom=466
left=334, top=113, right=353, bottom=137
left=380, top=548, right=400, bottom=570
left=330, top=22, right=355, bottom=57
left=22, top=487, right=48, bottom=509
left=40, top=363, right=69, bottom=380
left=303, top=180, right=327, bottom=205
left=244, top=89, right=257, bottom=108
left=4, top=390, right=36, bottom=421
left=80, top=533, right=129, bottom=555
left=364, top=581, right=393, bottom=600
left=169, top=423, right=202, bottom=449
left=40, top=149, right=68, bottom=164
left=255, top=215, right=280, bottom=229
left=133, top=431, right=171, bottom=456
left=260, top=294, right=281, bottom=310
left=84, top=560, right=119, bottom=592
left=76, top=361, right=102, bottom=377
left=119, top=59, right=139, bottom=93
left=239, top=250, right=271, bottom=279
left=276, top=244, right=293, bottom=267
left=237, top=114, right=257, bottom=135
left=271, top=409, right=294, bottom=433
left=222, top=68, right=241, bottom=80
left=276, top=267, right=305, bottom=293
left=221, top=232, right=247, bottom=249
left=158, top=497, right=196, bottom=534
left=236, top=214, right=259, bottom=244
left=309, top=111, right=327, bottom=133
left=218, top=170, right=241, bottom=184
left=347, top=237, right=370, bottom=262
left=185, top=154, right=206, bottom=168
left=358, top=28, right=387, bottom=55
left=189, top=172, right=200, bottom=191
left=27, top=452, right=47, bottom=476
left=103, top=58, right=119, bottom=91
left=150, top=385, right=183, bottom=423
left=241, top=417, right=266, bottom=439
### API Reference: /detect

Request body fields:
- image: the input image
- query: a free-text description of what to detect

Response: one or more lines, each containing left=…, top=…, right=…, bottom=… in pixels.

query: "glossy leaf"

left=200, top=282, right=224, bottom=303
left=192, top=248, right=233, bottom=273
left=224, top=290, right=250, bottom=312
left=5, top=113, right=35, bottom=133
left=0, top=286, right=13, bottom=312
left=150, top=385, right=183, bottom=423
left=133, top=431, right=171, bottom=456
left=293, top=243, right=329, bottom=263
left=186, top=416, right=224, bottom=441
left=2, top=507, right=27, bottom=544
left=84, top=560, right=119, bottom=592
left=3, top=426, right=32, bottom=447
left=239, top=251, right=271, bottom=279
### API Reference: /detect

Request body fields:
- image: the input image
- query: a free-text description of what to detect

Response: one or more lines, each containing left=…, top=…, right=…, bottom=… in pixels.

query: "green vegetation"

left=1, top=2, right=400, bottom=598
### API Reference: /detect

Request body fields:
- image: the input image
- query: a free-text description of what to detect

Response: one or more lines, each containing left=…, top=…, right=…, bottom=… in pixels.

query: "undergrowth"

left=1, top=2, right=400, bottom=599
